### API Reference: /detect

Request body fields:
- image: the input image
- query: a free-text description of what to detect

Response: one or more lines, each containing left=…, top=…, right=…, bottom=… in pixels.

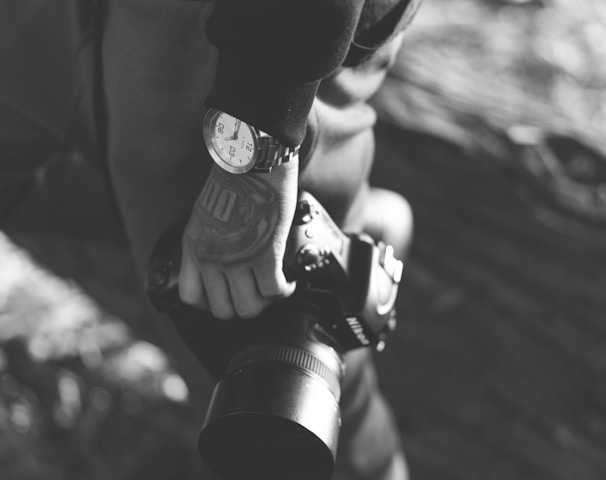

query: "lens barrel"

left=198, top=342, right=343, bottom=480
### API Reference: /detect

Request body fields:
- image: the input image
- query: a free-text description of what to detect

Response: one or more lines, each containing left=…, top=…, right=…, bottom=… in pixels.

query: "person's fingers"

left=179, top=247, right=296, bottom=319
left=225, top=269, right=269, bottom=319
left=178, top=251, right=209, bottom=310
left=255, top=264, right=296, bottom=300
left=364, top=188, right=414, bottom=261
left=200, top=269, right=235, bottom=320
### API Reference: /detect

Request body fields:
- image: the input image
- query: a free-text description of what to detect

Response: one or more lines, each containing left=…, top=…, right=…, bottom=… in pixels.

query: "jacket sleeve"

left=204, top=0, right=420, bottom=148
left=205, top=0, right=366, bottom=147
left=345, top=0, right=422, bottom=66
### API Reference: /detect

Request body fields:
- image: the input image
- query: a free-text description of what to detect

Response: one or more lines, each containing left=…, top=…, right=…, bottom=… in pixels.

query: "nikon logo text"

left=346, top=317, right=370, bottom=346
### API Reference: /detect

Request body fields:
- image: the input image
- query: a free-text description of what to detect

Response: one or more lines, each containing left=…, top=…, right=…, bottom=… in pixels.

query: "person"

left=1, top=1, right=418, bottom=479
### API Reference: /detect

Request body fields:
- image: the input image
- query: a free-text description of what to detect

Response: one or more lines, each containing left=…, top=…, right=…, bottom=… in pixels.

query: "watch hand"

left=233, top=119, right=241, bottom=140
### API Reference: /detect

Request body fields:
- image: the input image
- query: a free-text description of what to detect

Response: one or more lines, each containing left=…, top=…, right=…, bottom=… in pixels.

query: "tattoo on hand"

left=186, top=168, right=279, bottom=265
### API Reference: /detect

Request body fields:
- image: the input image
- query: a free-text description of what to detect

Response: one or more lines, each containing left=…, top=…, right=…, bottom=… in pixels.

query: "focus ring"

left=227, top=344, right=342, bottom=399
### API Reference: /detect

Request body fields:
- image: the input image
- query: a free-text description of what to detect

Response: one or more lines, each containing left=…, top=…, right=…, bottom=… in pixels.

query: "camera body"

left=146, top=191, right=403, bottom=480
left=284, top=192, right=403, bottom=352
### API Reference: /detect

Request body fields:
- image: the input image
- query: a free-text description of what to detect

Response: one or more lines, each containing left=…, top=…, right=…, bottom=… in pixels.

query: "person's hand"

left=178, top=158, right=298, bottom=319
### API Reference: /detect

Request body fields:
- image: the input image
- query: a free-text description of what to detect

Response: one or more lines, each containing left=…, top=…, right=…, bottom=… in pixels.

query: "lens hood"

left=198, top=344, right=342, bottom=480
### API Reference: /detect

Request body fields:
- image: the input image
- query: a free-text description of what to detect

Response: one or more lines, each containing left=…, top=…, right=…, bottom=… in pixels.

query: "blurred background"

left=1, top=0, right=606, bottom=479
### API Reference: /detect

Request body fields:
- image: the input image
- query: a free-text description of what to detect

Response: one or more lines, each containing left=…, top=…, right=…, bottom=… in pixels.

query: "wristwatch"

left=203, top=107, right=300, bottom=174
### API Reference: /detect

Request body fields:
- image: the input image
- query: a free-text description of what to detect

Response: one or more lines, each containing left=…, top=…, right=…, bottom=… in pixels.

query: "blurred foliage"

left=408, top=0, right=606, bottom=137
left=0, top=235, right=200, bottom=480
left=375, top=0, right=606, bottom=224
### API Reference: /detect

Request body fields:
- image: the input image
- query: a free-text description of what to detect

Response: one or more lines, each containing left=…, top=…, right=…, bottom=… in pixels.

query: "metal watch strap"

left=253, top=138, right=300, bottom=173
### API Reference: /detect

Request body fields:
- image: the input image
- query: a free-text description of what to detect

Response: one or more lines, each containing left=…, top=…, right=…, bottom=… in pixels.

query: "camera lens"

left=198, top=339, right=344, bottom=480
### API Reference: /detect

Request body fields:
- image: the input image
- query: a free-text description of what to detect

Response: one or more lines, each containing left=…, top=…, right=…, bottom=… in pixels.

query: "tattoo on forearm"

left=186, top=168, right=279, bottom=265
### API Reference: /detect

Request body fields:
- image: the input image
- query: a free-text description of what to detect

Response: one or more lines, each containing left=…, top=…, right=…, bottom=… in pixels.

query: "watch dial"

left=211, top=112, right=256, bottom=171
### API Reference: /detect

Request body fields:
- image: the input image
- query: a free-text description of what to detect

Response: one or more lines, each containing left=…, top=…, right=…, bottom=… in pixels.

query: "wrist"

left=250, top=152, right=299, bottom=190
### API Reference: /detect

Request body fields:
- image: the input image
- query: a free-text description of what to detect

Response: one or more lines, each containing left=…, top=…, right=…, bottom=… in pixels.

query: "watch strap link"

left=253, top=138, right=300, bottom=173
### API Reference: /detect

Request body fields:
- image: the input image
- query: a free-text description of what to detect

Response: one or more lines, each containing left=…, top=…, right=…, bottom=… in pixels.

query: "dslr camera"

left=147, top=191, right=403, bottom=480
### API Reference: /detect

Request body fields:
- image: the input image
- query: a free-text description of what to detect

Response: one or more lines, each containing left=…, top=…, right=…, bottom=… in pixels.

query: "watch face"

left=204, top=109, right=258, bottom=174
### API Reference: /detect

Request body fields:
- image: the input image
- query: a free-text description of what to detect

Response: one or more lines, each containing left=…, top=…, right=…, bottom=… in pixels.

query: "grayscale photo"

left=1, top=1, right=604, bottom=479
